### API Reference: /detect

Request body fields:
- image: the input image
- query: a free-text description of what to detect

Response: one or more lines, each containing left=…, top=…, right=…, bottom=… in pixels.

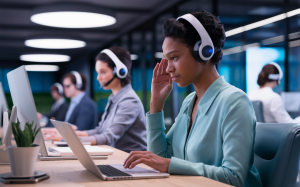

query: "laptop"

left=6, top=66, right=108, bottom=161
left=48, top=144, right=114, bottom=157
left=51, top=119, right=170, bottom=180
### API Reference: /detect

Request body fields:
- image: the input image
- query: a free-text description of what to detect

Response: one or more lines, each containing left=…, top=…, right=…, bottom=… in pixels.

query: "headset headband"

left=100, top=49, right=128, bottom=79
left=177, top=14, right=214, bottom=61
left=71, top=71, right=82, bottom=89
left=268, top=62, right=283, bottom=84
left=54, top=83, right=63, bottom=95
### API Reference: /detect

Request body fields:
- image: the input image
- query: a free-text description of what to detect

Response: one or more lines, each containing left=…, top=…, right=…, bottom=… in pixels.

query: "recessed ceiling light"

left=20, top=54, right=70, bottom=62
left=25, top=39, right=86, bottom=49
left=25, top=65, right=59, bottom=72
left=30, top=3, right=116, bottom=28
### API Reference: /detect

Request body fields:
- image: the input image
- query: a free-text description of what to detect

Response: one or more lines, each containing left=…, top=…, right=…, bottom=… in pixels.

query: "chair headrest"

left=255, top=123, right=292, bottom=160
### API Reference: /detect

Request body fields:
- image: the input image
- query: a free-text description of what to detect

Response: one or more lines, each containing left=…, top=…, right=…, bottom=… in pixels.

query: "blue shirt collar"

left=184, top=76, right=227, bottom=116
left=71, top=92, right=86, bottom=105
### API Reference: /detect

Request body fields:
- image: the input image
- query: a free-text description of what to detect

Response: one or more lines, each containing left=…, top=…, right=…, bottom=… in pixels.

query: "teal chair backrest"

left=252, top=101, right=265, bottom=122
left=254, top=122, right=300, bottom=187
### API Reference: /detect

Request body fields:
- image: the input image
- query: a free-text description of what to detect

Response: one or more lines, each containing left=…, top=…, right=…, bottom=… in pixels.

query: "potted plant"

left=7, top=119, right=41, bottom=177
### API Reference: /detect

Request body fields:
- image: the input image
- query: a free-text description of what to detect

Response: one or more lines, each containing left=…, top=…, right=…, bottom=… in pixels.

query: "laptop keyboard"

left=97, top=165, right=131, bottom=177
left=48, top=147, right=59, bottom=153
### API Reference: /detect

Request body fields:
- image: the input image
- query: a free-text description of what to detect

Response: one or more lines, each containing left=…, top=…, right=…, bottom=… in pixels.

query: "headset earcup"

left=193, top=51, right=202, bottom=62
left=193, top=40, right=205, bottom=62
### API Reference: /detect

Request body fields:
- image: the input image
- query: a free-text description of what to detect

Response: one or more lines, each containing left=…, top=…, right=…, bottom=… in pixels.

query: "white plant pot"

left=7, top=144, right=39, bottom=177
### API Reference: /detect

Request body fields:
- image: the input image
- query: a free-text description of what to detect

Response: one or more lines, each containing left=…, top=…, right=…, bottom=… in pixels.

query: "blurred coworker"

left=38, top=83, right=69, bottom=127
left=63, top=71, right=97, bottom=130
left=123, top=11, right=262, bottom=187
left=44, top=47, right=147, bottom=152
left=248, top=63, right=300, bottom=123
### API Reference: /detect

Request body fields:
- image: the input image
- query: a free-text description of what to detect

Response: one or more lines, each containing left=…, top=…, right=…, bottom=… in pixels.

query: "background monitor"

left=280, top=92, right=300, bottom=112
left=7, top=66, right=47, bottom=156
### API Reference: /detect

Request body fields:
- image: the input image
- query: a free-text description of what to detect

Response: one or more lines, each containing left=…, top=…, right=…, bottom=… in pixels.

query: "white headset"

left=100, top=49, right=128, bottom=79
left=268, top=62, right=283, bottom=84
left=71, top=71, right=83, bottom=89
left=54, top=83, right=63, bottom=95
left=177, top=14, right=214, bottom=62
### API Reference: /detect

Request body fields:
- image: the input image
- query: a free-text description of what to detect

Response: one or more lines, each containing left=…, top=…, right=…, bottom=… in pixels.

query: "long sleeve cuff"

left=146, top=111, right=165, bottom=130
left=85, top=129, right=98, bottom=136
left=168, top=157, right=204, bottom=176
left=93, top=134, right=107, bottom=145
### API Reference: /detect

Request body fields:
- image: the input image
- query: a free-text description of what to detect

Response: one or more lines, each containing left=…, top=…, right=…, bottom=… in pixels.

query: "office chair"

left=254, top=122, right=300, bottom=187
left=251, top=101, right=265, bottom=122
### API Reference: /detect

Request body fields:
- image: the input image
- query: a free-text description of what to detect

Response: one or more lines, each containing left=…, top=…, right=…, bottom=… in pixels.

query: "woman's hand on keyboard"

left=123, top=151, right=171, bottom=172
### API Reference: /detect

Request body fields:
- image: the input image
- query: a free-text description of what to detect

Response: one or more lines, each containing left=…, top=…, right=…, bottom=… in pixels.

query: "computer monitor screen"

left=281, top=92, right=300, bottom=112
left=7, top=66, right=47, bottom=155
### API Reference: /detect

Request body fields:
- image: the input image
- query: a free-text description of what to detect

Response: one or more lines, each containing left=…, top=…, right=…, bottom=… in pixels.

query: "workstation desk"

left=0, top=143, right=232, bottom=187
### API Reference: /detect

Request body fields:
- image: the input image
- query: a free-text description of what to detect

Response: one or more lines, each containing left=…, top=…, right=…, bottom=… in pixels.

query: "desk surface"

left=0, top=145, right=232, bottom=187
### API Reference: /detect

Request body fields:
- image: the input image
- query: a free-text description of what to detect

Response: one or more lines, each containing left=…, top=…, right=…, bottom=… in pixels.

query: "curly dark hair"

left=162, top=10, right=226, bottom=64
left=95, top=46, right=132, bottom=87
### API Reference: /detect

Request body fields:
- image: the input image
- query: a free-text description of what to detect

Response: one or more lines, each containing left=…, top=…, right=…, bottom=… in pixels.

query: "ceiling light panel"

left=25, top=65, right=59, bottom=72
left=20, top=54, right=70, bottom=62
left=31, top=3, right=116, bottom=28
left=289, top=39, right=300, bottom=48
left=262, top=35, right=285, bottom=45
left=25, top=39, right=86, bottom=49
left=287, top=8, right=300, bottom=17
left=244, top=14, right=286, bottom=31
left=289, top=32, right=300, bottom=40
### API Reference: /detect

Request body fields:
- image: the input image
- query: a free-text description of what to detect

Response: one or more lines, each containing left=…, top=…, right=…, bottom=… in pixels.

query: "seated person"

left=37, top=83, right=68, bottom=127
left=248, top=63, right=300, bottom=123
left=123, top=11, right=262, bottom=187
left=63, top=71, right=97, bottom=130
left=43, top=47, right=147, bottom=152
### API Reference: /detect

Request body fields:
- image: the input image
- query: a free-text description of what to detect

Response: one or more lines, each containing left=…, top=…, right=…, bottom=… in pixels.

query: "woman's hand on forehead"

left=150, top=58, right=173, bottom=114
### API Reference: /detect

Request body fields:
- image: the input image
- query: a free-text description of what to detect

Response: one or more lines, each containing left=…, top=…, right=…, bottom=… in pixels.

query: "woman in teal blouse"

left=123, top=10, right=262, bottom=187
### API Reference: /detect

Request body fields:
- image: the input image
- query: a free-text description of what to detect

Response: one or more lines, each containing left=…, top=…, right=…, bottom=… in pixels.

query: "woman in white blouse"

left=248, top=62, right=300, bottom=123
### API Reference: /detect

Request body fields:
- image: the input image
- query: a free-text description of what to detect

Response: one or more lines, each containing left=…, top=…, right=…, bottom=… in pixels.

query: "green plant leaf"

left=11, top=118, right=41, bottom=147
left=11, top=119, right=21, bottom=147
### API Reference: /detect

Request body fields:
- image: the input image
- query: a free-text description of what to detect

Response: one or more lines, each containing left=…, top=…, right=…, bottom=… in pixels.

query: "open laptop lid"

left=51, top=119, right=105, bottom=180
left=7, top=66, right=47, bottom=156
